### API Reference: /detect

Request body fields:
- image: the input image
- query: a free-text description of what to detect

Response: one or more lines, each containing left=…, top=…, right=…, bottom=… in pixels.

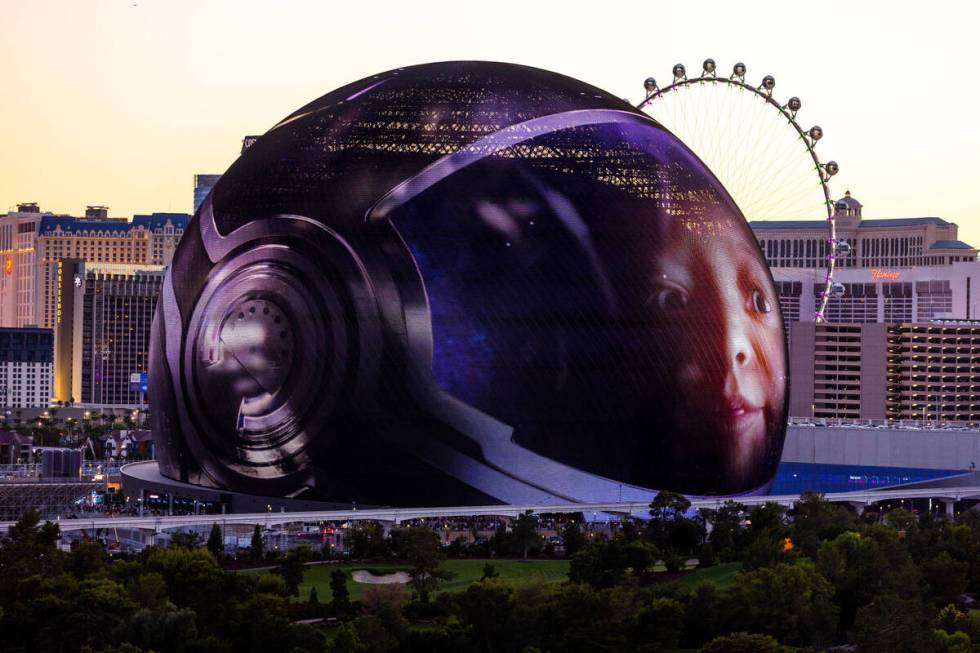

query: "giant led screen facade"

left=149, top=61, right=788, bottom=506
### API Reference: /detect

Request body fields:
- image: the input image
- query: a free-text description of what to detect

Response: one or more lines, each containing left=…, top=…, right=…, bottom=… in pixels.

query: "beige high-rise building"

left=34, top=210, right=187, bottom=330
left=754, top=192, right=980, bottom=422
left=0, top=203, right=46, bottom=328
left=0, top=206, right=188, bottom=331
left=788, top=320, right=980, bottom=424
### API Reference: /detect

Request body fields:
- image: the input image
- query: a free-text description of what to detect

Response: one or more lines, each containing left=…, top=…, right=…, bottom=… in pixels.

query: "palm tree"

left=64, top=418, right=77, bottom=445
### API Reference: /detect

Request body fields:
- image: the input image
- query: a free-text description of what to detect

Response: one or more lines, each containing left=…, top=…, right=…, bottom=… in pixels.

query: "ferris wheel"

left=636, top=59, right=847, bottom=322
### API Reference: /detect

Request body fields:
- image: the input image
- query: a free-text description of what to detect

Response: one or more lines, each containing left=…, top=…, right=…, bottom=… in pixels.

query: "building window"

left=816, top=283, right=879, bottom=323
left=917, top=280, right=953, bottom=320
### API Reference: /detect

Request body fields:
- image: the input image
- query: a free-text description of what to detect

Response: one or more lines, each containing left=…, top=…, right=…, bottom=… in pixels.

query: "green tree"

left=818, top=525, right=923, bottom=635
left=699, top=632, right=788, bottom=653
left=668, top=516, right=707, bottom=556
left=561, top=521, right=587, bottom=558
left=741, top=532, right=791, bottom=571
left=350, top=521, right=388, bottom=559
left=455, top=580, right=515, bottom=652
left=633, top=597, right=685, bottom=649
left=274, top=544, right=312, bottom=596
left=169, top=530, right=201, bottom=549
left=623, top=539, right=658, bottom=575
left=446, top=535, right=468, bottom=558
left=330, top=568, right=351, bottom=615
left=249, top=524, right=264, bottom=561
left=790, top=491, right=858, bottom=559
left=513, top=511, right=540, bottom=560
left=329, top=622, right=363, bottom=653
left=740, top=502, right=792, bottom=571
left=933, top=629, right=974, bottom=653
left=255, top=572, right=287, bottom=596
left=884, top=507, right=918, bottom=532
left=141, top=545, right=228, bottom=624
left=398, top=526, right=452, bottom=601
left=118, top=605, right=199, bottom=653
left=681, top=581, right=725, bottom=648
left=546, top=582, right=632, bottom=651
left=64, top=540, right=106, bottom=578
left=358, top=584, right=409, bottom=649
left=64, top=577, right=138, bottom=650
left=647, top=490, right=692, bottom=550
left=746, top=502, right=789, bottom=540
left=726, top=559, right=838, bottom=648
left=128, top=572, right=168, bottom=610
left=481, top=562, right=499, bottom=580
left=206, top=523, right=223, bottom=558
left=935, top=603, right=968, bottom=634
left=920, top=551, right=969, bottom=607
left=0, top=510, right=63, bottom=594
left=850, top=594, right=933, bottom=653
left=226, top=588, right=296, bottom=652
left=698, top=542, right=718, bottom=567
left=701, top=500, right=747, bottom=561
left=489, top=524, right=515, bottom=558
left=568, top=539, right=640, bottom=588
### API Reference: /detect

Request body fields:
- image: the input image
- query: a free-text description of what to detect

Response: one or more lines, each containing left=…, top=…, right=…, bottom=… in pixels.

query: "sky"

left=2, top=0, right=979, bottom=244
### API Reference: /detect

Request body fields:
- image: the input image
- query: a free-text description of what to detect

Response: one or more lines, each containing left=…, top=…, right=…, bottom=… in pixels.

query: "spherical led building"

left=149, top=61, right=787, bottom=505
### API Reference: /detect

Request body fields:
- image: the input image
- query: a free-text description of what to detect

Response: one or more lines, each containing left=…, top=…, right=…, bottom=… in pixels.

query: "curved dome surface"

left=150, top=61, right=788, bottom=502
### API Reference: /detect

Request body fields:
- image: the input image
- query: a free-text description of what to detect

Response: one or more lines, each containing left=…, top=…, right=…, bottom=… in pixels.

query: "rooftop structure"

left=751, top=193, right=980, bottom=326
left=751, top=191, right=977, bottom=269
left=193, top=174, right=221, bottom=213
left=34, top=212, right=187, bottom=330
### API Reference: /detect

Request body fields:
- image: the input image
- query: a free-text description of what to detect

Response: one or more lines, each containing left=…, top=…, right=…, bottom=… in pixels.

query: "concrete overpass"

left=10, top=484, right=980, bottom=536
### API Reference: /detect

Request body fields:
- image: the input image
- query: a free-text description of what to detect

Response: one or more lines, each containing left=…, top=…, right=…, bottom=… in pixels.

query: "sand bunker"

left=351, top=570, right=411, bottom=585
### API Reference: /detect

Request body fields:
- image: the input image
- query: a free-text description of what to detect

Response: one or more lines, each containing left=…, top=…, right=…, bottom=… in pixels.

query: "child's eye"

left=750, top=288, right=772, bottom=314
left=650, top=286, right=689, bottom=312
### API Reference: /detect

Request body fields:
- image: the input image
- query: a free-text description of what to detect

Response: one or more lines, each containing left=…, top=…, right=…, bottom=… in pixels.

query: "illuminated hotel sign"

left=56, top=261, right=62, bottom=324
left=871, top=269, right=901, bottom=280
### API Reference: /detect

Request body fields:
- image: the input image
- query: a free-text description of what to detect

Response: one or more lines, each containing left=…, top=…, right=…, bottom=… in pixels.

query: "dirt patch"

left=351, top=570, right=411, bottom=584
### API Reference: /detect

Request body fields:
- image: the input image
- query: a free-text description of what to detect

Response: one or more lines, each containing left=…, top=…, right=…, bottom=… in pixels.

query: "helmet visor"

left=387, top=117, right=787, bottom=495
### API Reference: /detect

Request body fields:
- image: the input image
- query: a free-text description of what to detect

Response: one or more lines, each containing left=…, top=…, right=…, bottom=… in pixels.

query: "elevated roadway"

left=8, top=484, right=980, bottom=534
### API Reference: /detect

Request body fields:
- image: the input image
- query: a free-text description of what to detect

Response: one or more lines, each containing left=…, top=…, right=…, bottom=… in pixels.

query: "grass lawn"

left=674, top=562, right=743, bottom=591
left=439, top=559, right=570, bottom=594
left=256, top=558, right=739, bottom=603
left=272, top=558, right=571, bottom=603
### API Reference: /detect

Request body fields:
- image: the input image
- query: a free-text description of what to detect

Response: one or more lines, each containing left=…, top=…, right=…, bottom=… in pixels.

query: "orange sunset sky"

left=2, top=1, right=979, bottom=244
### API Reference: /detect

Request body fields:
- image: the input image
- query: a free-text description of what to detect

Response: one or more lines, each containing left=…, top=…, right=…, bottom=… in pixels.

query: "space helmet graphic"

left=149, top=61, right=788, bottom=505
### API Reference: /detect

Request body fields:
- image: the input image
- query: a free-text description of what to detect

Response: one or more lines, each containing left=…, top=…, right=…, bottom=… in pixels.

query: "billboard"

left=129, top=372, right=148, bottom=394
left=149, top=61, right=787, bottom=506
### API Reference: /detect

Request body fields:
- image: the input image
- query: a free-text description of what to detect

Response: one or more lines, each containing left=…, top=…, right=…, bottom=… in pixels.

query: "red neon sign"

left=871, top=269, right=900, bottom=280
